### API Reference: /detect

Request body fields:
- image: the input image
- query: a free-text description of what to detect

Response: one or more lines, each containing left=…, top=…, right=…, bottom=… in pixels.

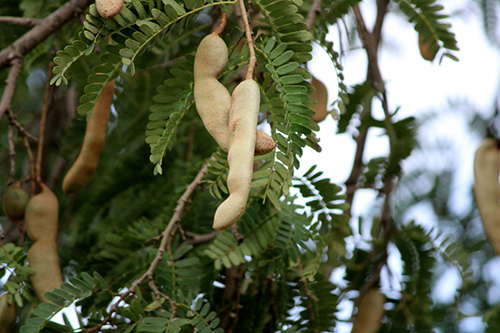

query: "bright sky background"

left=299, top=0, right=500, bottom=332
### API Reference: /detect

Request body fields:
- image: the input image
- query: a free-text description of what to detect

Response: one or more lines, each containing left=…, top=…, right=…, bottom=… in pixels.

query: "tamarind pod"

left=96, top=0, right=125, bottom=18
left=193, top=34, right=275, bottom=155
left=310, top=77, right=328, bottom=123
left=0, top=293, right=17, bottom=332
left=2, top=181, right=29, bottom=221
left=352, top=289, right=385, bottom=333
left=473, top=138, right=500, bottom=254
left=63, top=81, right=115, bottom=195
left=25, top=183, right=59, bottom=243
left=213, top=80, right=259, bottom=230
left=418, top=34, right=437, bottom=62
left=28, top=239, right=63, bottom=304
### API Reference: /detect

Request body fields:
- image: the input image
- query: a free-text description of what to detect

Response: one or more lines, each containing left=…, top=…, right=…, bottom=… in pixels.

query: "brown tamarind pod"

left=28, top=239, right=63, bottom=303
left=352, top=288, right=385, bottom=333
left=0, top=293, right=17, bottom=333
left=96, top=0, right=125, bottom=18
left=213, top=79, right=259, bottom=230
left=418, top=34, right=438, bottom=62
left=2, top=181, right=29, bottom=221
left=473, top=138, right=500, bottom=254
left=310, top=76, right=328, bottom=123
left=63, top=81, right=115, bottom=195
left=194, top=34, right=275, bottom=155
left=25, top=183, right=59, bottom=243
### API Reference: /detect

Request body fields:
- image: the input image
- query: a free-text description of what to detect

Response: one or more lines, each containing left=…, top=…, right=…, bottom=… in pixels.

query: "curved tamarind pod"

left=473, top=138, right=500, bottom=254
left=63, top=81, right=115, bottom=195
left=96, top=0, right=124, bottom=18
left=28, top=239, right=63, bottom=303
left=213, top=79, right=259, bottom=230
left=25, top=183, right=58, bottom=243
left=2, top=181, right=29, bottom=221
left=352, top=288, right=385, bottom=333
left=310, top=76, right=328, bottom=123
left=418, top=34, right=437, bottom=62
left=0, top=293, right=17, bottom=332
left=193, top=34, right=275, bottom=155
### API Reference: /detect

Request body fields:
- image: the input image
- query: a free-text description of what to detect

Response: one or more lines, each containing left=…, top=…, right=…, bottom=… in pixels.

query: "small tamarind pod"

left=213, top=79, right=259, bottom=230
left=310, top=76, right=328, bottom=123
left=418, top=34, right=438, bottom=62
left=352, top=288, right=385, bottom=333
left=0, top=293, right=17, bottom=332
left=28, top=239, right=63, bottom=303
left=25, top=183, right=59, bottom=242
left=96, top=0, right=125, bottom=18
left=473, top=138, right=500, bottom=254
left=2, top=181, right=29, bottom=221
left=63, top=81, right=115, bottom=195
left=194, top=34, right=275, bottom=155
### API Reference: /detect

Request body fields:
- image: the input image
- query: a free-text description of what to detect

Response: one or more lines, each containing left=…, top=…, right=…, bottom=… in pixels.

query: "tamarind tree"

left=0, top=0, right=498, bottom=331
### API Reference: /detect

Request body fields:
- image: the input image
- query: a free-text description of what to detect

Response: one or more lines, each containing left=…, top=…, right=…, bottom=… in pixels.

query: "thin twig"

left=306, top=0, right=322, bottom=30
left=36, top=63, right=55, bottom=184
left=0, top=16, right=40, bottom=27
left=237, top=0, right=257, bottom=80
left=8, top=124, right=16, bottom=185
left=213, top=11, right=228, bottom=36
left=87, top=158, right=213, bottom=332
left=6, top=109, right=38, bottom=142
left=22, top=137, right=36, bottom=196
left=0, top=58, right=23, bottom=122
left=0, top=0, right=93, bottom=70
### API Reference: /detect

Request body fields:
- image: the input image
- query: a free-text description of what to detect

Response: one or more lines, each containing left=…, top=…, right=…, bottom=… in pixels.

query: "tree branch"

left=88, top=158, right=213, bottom=332
left=0, top=16, right=40, bottom=27
left=306, top=0, right=322, bottom=30
left=0, top=58, right=22, bottom=122
left=237, top=0, right=257, bottom=80
left=0, top=0, right=93, bottom=71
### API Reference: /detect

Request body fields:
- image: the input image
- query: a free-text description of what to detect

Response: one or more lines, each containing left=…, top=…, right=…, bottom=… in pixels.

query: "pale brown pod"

left=28, top=239, right=63, bottom=303
left=213, top=79, right=260, bottom=230
left=418, top=34, right=438, bottom=62
left=0, top=293, right=17, bottom=333
left=2, top=181, right=29, bottom=221
left=63, top=81, right=115, bottom=195
left=310, top=76, right=328, bottom=123
left=193, top=34, right=275, bottom=155
left=96, top=0, right=125, bottom=19
left=25, top=183, right=59, bottom=243
left=352, top=288, right=385, bottom=333
left=473, top=138, right=500, bottom=254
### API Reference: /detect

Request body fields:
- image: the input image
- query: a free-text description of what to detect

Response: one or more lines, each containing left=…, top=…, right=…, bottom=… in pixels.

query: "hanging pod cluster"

left=351, top=288, right=385, bottom=333
left=310, top=76, right=329, bottom=123
left=2, top=181, right=29, bottom=222
left=25, top=183, right=63, bottom=303
left=473, top=138, right=500, bottom=254
left=63, top=80, right=115, bottom=195
left=194, top=34, right=275, bottom=230
left=95, top=0, right=124, bottom=18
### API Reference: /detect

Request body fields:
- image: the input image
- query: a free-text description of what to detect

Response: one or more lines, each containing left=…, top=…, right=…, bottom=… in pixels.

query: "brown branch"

left=36, top=63, right=55, bottom=184
left=0, top=0, right=93, bottom=71
left=306, top=0, right=322, bottom=30
left=213, top=11, right=228, bottom=36
left=5, top=109, right=38, bottom=142
left=237, top=0, right=257, bottom=80
left=0, top=58, right=22, bottom=122
left=7, top=124, right=16, bottom=185
left=0, top=16, right=40, bottom=27
left=88, top=158, right=212, bottom=332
